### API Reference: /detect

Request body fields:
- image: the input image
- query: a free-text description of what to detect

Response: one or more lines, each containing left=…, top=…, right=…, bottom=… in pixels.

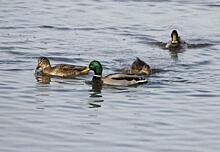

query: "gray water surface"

left=1, top=0, right=220, bottom=152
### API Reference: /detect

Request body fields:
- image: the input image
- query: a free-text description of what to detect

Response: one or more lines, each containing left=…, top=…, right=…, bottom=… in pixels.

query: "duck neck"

left=43, top=64, right=53, bottom=74
left=91, top=75, right=103, bottom=91
left=92, top=74, right=102, bottom=82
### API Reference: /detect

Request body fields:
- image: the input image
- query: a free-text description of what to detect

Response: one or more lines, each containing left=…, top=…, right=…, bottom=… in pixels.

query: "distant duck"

left=165, top=30, right=186, bottom=49
left=88, top=60, right=147, bottom=86
left=122, top=57, right=151, bottom=76
left=35, top=57, right=90, bottom=78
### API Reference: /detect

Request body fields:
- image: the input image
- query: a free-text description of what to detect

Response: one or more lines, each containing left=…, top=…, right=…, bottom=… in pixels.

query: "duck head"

left=36, top=57, right=51, bottom=72
left=130, top=57, right=151, bottom=75
left=171, top=30, right=180, bottom=45
left=139, top=64, right=151, bottom=75
left=89, top=60, right=103, bottom=76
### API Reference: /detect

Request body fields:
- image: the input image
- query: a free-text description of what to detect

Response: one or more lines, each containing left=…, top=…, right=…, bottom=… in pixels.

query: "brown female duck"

left=35, top=57, right=89, bottom=78
left=165, top=30, right=186, bottom=49
left=122, top=57, right=151, bottom=76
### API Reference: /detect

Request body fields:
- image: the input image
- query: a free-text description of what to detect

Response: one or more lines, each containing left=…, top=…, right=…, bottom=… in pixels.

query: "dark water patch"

left=76, top=2, right=92, bottom=7
left=71, top=9, right=86, bottom=13
left=0, top=26, right=27, bottom=30
left=0, top=60, right=28, bottom=65
left=145, top=41, right=165, bottom=48
left=177, top=60, right=211, bottom=69
left=119, top=32, right=155, bottom=41
left=0, top=46, right=17, bottom=50
left=35, top=104, right=82, bottom=111
left=120, top=25, right=145, bottom=31
left=0, top=46, right=31, bottom=51
left=2, top=40, right=34, bottom=45
left=38, top=25, right=98, bottom=31
left=135, top=34, right=156, bottom=41
left=74, top=27, right=98, bottom=31
left=205, top=4, right=220, bottom=8
left=194, top=60, right=211, bottom=65
left=187, top=43, right=214, bottom=49
left=0, top=46, right=27, bottom=51
left=162, top=77, right=189, bottom=83
left=164, top=89, right=192, bottom=94
left=113, top=0, right=172, bottom=2
left=0, top=68, right=32, bottom=72
left=188, top=93, right=220, bottom=98
left=150, top=69, right=171, bottom=75
left=187, top=38, right=220, bottom=45
left=38, top=25, right=72, bottom=31
left=38, top=25, right=54, bottom=29
left=102, top=26, right=119, bottom=31
left=0, top=86, right=18, bottom=90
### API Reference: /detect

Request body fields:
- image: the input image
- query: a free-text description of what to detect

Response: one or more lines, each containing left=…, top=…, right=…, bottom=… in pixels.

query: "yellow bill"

left=81, top=67, right=90, bottom=74
left=172, top=33, right=178, bottom=44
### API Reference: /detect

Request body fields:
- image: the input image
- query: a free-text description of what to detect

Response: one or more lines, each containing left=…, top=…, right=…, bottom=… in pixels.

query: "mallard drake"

left=35, top=57, right=90, bottom=78
left=122, top=57, right=151, bottom=76
left=88, top=60, right=147, bottom=86
left=165, top=30, right=186, bottom=49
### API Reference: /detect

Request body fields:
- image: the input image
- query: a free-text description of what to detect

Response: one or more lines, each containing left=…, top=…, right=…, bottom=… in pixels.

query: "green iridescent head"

left=89, top=60, right=103, bottom=76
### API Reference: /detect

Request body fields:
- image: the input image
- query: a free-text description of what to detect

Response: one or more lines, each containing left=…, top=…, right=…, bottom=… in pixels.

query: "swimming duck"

left=88, top=60, right=147, bottom=86
left=35, top=57, right=90, bottom=78
left=122, top=57, right=151, bottom=76
left=165, top=30, right=186, bottom=49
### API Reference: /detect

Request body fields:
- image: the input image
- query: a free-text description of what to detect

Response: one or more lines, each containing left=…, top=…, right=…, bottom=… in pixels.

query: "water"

left=0, top=0, right=220, bottom=151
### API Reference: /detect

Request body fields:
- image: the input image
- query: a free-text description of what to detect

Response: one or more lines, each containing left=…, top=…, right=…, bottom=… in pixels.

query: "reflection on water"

left=35, top=74, right=51, bottom=84
left=88, top=79, right=103, bottom=108
left=1, top=0, right=220, bottom=152
left=87, top=79, right=103, bottom=97
left=88, top=99, right=104, bottom=108
left=168, top=49, right=185, bottom=60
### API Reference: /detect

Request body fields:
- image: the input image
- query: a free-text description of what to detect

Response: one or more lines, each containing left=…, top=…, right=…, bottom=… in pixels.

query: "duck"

left=35, top=57, right=90, bottom=78
left=88, top=60, right=147, bottom=86
left=122, top=57, right=151, bottom=76
left=165, top=30, right=186, bottom=49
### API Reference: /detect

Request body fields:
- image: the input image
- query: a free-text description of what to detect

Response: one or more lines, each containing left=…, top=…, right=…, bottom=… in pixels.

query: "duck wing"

left=56, top=64, right=86, bottom=70
left=106, top=73, right=144, bottom=81
left=103, top=73, right=147, bottom=86
left=52, top=64, right=88, bottom=77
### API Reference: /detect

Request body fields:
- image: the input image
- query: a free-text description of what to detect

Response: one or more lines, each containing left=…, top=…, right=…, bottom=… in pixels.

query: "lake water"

left=0, top=0, right=220, bottom=151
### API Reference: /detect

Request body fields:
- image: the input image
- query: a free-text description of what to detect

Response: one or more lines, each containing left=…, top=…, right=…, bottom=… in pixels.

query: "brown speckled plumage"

left=120, top=57, right=151, bottom=76
left=35, top=57, right=89, bottom=78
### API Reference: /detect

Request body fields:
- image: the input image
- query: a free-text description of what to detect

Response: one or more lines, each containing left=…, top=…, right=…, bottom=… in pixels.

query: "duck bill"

left=172, top=34, right=178, bottom=44
left=35, top=66, right=42, bottom=74
left=81, top=67, right=90, bottom=74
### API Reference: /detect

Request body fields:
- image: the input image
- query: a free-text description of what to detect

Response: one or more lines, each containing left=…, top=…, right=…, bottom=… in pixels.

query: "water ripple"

left=1, top=0, right=220, bottom=152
